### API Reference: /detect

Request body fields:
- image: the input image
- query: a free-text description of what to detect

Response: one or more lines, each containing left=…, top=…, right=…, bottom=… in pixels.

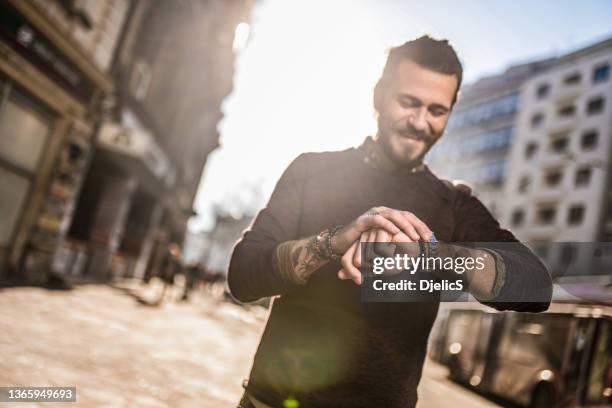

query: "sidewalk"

left=0, top=283, right=266, bottom=407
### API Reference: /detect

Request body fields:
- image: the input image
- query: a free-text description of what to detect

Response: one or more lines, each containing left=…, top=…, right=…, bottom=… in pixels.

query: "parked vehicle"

left=429, top=302, right=612, bottom=407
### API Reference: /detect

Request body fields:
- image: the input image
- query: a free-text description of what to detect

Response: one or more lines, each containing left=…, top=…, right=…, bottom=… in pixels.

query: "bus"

left=428, top=302, right=612, bottom=407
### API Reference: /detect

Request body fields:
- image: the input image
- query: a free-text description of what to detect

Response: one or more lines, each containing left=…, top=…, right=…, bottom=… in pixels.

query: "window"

left=479, top=160, right=506, bottom=185
left=532, top=241, right=551, bottom=259
left=587, top=97, right=605, bottom=115
left=581, top=130, right=598, bottom=150
left=458, top=127, right=512, bottom=155
left=567, top=205, right=585, bottom=225
left=558, top=104, right=576, bottom=117
left=536, top=83, right=550, bottom=99
left=512, top=209, right=525, bottom=226
left=531, top=113, right=544, bottom=128
left=536, top=205, right=557, bottom=225
left=559, top=243, right=577, bottom=265
left=0, top=86, right=52, bottom=172
left=525, top=142, right=538, bottom=159
left=550, top=135, right=569, bottom=153
left=0, top=167, right=30, bottom=245
left=518, top=176, right=530, bottom=193
left=592, top=64, right=610, bottom=84
left=544, top=168, right=563, bottom=187
left=0, top=82, right=55, bottom=246
left=563, top=73, right=581, bottom=85
left=575, top=167, right=592, bottom=187
left=585, top=321, right=611, bottom=405
left=449, top=92, right=519, bottom=128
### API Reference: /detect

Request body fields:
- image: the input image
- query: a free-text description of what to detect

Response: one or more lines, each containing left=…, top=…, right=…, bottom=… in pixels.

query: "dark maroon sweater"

left=228, top=144, right=552, bottom=408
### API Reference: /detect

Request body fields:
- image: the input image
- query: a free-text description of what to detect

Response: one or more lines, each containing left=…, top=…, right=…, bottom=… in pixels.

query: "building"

left=499, top=38, right=612, bottom=278
left=0, top=0, right=129, bottom=283
left=0, top=0, right=255, bottom=285
left=65, top=0, right=255, bottom=282
left=427, top=59, right=552, bottom=217
left=427, top=36, right=612, bottom=282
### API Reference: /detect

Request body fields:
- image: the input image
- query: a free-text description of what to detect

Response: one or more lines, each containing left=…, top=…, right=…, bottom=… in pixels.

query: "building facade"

left=0, top=0, right=255, bottom=284
left=0, top=0, right=128, bottom=283
left=428, top=37, right=612, bottom=281
left=427, top=60, right=552, bottom=218
left=499, top=38, right=612, bottom=279
left=501, top=38, right=612, bottom=242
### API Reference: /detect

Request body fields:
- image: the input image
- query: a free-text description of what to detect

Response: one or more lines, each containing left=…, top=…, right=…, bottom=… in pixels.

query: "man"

left=229, top=36, right=552, bottom=408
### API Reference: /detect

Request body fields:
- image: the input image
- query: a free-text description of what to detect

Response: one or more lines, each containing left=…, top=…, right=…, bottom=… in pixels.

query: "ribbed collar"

left=359, top=135, right=426, bottom=175
left=356, top=136, right=454, bottom=203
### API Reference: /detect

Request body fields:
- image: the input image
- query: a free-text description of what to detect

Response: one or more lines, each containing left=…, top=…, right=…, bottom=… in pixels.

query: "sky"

left=189, top=0, right=612, bottom=232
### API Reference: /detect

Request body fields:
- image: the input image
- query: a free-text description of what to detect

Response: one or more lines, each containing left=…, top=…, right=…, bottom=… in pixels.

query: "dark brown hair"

left=374, top=35, right=463, bottom=110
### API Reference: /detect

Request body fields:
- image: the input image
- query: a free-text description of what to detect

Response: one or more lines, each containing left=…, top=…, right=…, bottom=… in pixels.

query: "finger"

left=375, top=229, right=391, bottom=243
left=358, top=230, right=375, bottom=267
left=374, top=229, right=395, bottom=257
left=392, top=231, right=420, bottom=257
left=361, top=214, right=400, bottom=236
left=379, top=209, right=421, bottom=241
left=356, top=231, right=371, bottom=271
left=392, top=231, right=413, bottom=243
left=337, top=268, right=350, bottom=280
left=353, top=232, right=364, bottom=268
left=402, top=211, right=433, bottom=240
left=341, top=241, right=361, bottom=284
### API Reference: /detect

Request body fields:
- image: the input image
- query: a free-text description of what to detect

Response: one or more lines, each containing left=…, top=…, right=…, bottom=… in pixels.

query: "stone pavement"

left=0, top=282, right=499, bottom=407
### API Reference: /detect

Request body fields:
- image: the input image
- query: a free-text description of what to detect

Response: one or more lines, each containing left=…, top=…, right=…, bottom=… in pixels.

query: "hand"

left=332, top=206, right=433, bottom=255
left=337, top=227, right=420, bottom=285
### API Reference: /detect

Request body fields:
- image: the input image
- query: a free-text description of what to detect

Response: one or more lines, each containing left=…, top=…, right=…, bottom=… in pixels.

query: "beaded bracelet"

left=311, top=232, right=328, bottom=260
left=312, top=225, right=343, bottom=262
left=325, top=225, right=344, bottom=262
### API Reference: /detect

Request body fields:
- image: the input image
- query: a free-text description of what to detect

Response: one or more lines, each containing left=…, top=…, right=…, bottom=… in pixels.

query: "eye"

left=430, top=107, right=448, bottom=117
left=399, top=97, right=419, bottom=109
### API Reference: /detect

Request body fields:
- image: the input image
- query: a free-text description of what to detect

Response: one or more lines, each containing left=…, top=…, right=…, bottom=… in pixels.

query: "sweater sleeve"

left=451, top=188, right=553, bottom=312
left=227, top=154, right=308, bottom=302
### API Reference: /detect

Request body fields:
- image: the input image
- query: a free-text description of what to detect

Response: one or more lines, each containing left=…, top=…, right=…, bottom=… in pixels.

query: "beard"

left=377, top=119, right=441, bottom=169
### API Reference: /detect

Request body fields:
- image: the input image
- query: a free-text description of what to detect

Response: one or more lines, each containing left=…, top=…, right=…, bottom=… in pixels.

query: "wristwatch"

left=419, top=232, right=438, bottom=259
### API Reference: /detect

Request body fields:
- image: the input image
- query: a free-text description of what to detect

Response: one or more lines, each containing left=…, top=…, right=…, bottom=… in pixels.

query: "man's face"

left=376, top=60, right=457, bottom=167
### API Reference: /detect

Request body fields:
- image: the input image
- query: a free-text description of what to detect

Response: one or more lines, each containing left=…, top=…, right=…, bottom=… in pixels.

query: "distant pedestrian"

left=181, top=262, right=201, bottom=301
left=155, top=243, right=182, bottom=305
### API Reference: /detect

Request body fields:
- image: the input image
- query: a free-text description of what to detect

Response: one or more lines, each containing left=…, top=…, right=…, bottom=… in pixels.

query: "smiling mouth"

left=398, top=131, right=425, bottom=142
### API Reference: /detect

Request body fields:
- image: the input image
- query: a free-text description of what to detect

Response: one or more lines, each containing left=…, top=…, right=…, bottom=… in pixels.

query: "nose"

left=408, top=107, right=428, bottom=132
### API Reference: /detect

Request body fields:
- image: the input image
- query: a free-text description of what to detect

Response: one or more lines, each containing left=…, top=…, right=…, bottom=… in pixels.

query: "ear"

left=373, top=79, right=384, bottom=114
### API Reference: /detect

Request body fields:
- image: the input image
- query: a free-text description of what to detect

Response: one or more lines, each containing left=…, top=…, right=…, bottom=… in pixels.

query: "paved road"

left=417, top=361, right=500, bottom=408
left=0, top=283, right=500, bottom=407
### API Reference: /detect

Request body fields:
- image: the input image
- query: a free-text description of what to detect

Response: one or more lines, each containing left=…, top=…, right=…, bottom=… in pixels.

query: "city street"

left=0, top=283, right=500, bottom=407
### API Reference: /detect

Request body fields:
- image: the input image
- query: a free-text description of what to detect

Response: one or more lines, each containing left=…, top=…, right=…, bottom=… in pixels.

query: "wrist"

left=435, top=242, right=467, bottom=259
left=419, top=232, right=439, bottom=259
left=330, top=225, right=351, bottom=254
left=313, top=225, right=344, bottom=262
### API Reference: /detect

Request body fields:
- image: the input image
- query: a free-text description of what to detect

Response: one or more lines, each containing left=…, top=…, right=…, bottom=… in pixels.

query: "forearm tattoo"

left=275, top=236, right=328, bottom=285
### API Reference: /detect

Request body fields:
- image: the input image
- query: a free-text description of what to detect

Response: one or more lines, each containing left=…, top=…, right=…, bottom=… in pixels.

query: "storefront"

left=78, top=113, right=174, bottom=280
left=0, top=0, right=112, bottom=282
